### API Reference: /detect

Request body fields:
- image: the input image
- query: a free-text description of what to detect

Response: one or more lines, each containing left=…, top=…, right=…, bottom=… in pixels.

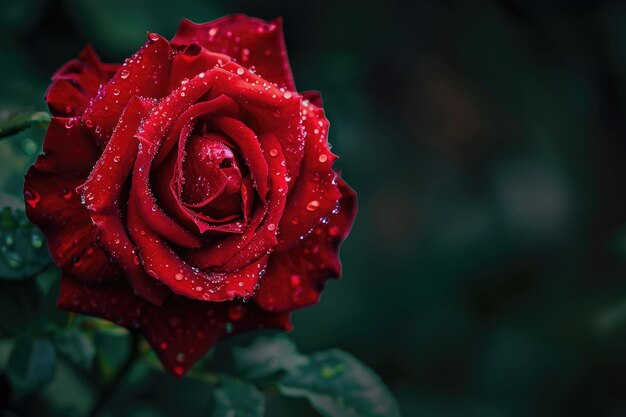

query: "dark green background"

left=3, top=0, right=626, bottom=416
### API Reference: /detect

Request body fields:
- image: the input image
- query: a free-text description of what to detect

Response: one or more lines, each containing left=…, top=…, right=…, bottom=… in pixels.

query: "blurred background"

left=3, top=0, right=626, bottom=416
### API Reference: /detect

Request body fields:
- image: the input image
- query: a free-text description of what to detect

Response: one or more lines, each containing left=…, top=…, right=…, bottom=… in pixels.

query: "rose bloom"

left=24, top=15, right=356, bottom=376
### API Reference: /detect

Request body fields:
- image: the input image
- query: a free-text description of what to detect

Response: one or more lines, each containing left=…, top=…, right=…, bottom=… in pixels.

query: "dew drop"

left=113, top=155, right=121, bottom=163
left=120, top=69, right=130, bottom=79
left=269, top=148, right=278, bottom=157
left=64, top=119, right=74, bottom=129
left=283, top=91, right=292, bottom=99
left=236, top=67, right=245, bottom=75
left=267, top=223, right=276, bottom=231
left=175, top=272, right=184, bottom=281
left=306, top=200, right=320, bottom=211
left=113, top=88, right=120, bottom=96
left=149, top=33, right=159, bottom=41
left=290, top=274, right=301, bottom=286
left=61, top=188, right=72, bottom=200
left=318, top=154, right=328, bottom=163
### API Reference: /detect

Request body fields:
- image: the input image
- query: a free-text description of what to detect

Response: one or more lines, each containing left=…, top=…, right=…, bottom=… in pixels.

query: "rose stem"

left=87, top=332, right=140, bottom=417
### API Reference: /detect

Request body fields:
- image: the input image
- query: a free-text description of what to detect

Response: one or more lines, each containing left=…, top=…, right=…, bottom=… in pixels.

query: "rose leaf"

left=277, top=349, right=402, bottom=417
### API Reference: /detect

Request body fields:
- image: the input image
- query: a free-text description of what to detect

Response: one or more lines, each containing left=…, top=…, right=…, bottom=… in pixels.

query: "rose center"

left=181, top=133, right=243, bottom=218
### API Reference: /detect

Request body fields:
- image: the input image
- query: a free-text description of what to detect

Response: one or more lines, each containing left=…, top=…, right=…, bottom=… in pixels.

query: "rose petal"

left=131, top=72, right=217, bottom=249
left=127, top=195, right=267, bottom=302
left=79, top=96, right=168, bottom=305
left=57, top=273, right=291, bottom=376
left=172, top=15, right=296, bottom=91
left=83, top=33, right=173, bottom=144
left=46, top=45, right=117, bottom=117
left=255, top=177, right=356, bottom=312
left=24, top=116, right=118, bottom=284
left=33, top=116, right=101, bottom=178
left=213, top=117, right=269, bottom=201
left=301, top=91, right=323, bottom=108
left=275, top=98, right=342, bottom=250
left=24, top=172, right=119, bottom=284
left=168, top=43, right=230, bottom=90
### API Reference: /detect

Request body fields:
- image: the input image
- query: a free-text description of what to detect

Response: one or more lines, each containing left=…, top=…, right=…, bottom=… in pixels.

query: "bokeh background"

left=3, top=0, right=626, bottom=416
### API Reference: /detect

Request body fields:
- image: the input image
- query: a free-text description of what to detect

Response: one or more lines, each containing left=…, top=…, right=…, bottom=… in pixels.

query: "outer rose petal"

left=57, top=273, right=291, bottom=376
left=276, top=97, right=342, bottom=250
left=172, top=15, right=296, bottom=91
left=255, top=178, right=356, bottom=312
left=83, top=34, right=173, bottom=144
left=24, top=117, right=119, bottom=284
left=46, top=45, right=118, bottom=117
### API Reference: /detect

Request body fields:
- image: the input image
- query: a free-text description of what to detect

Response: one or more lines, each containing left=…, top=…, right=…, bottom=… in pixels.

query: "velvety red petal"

left=255, top=178, right=356, bottom=312
left=213, top=117, right=269, bottom=201
left=172, top=15, right=296, bottom=91
left=32, top=116, right=100, bottom=178
left=168, top=43, right=230, bottom=90
left=46, top=45, right=117, bottom=117
left=57, top=273, right=291, bottom=376
left=301, top=91, right=323, bottom=108
left=24, top=172, right=119, bottom=284
left=131, top=72, right=217, bottom=249
left=275, top=99, right=342, bottom=251
left=208, top=64, right=304, bottom=193
left=82, top=34, right=173, bottom=144
left=127, top=196, right=267, bottom=302
left=222, top=134, right=288, bottom=271
left=24, top=116, right=118, bottom=283
left=79, top=96, right=168, bottom=306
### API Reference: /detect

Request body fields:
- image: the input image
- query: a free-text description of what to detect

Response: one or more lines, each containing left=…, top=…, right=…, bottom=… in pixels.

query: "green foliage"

left=0, top=279, right=42, bottom=338
left=6, top=335, right=56, bottom=395
left=278, top=350, right=401, bottom=417
left=212, top=375, right=265, bottom=417
left=53, top=328, right=96, bottom=370
left=0, top=111, right=50, bottom=140
left=0, top=207, right=51, bottom=280
left=232, top=333, right=308, bottom=380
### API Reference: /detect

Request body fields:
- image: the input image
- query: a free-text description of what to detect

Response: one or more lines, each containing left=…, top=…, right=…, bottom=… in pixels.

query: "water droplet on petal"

left=113, top=88, right=120, bottom=96
left=175, top=272, right=184, bottom=281
left=269, top=148, right=278, bottom=157
left=120, top=69, right=130, bottom=79
left=283, top=91, right=292, bottom=99
left=318, top=154, right=328, bottom=163
left=236, top=67, right=245, bottom=75
left=306, top=200, right=320, bottom=211
left=290, top=274, right=301, bottom=286
left=61, top=188, right=72, bottom=200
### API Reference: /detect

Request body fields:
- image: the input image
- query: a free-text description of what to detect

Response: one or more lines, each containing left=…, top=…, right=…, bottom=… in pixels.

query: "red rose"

left=24, top=15, right=356, bottom=376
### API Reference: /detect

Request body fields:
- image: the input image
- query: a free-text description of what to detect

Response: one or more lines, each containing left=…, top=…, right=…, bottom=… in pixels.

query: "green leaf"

left=54, top=328, right=96, bottom=370
left=0, top=110, right=50, bottom=140
left=212, top=375, right=265, bottom=417
left=0, top=207, right=51, bottom=280
left=233, top=333, right=309, bottom=380
left=6, top=336, right=56, bottom=395
left=278, top=350, right=401, bottom=417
